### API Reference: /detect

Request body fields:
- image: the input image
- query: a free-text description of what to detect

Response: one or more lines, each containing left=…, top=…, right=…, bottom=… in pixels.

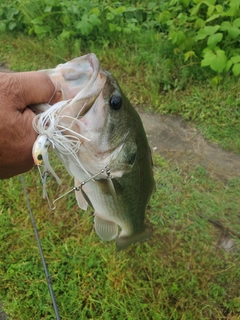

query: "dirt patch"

left=138, top=109, right=240, bottom=181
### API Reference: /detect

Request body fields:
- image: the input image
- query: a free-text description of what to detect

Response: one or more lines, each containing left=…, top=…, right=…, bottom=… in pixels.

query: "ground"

left=138, top=109, right=240, bottom=182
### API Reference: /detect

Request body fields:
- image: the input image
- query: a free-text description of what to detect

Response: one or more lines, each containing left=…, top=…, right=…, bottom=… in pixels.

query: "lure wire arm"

left=41, top=167, right=111, bottom=210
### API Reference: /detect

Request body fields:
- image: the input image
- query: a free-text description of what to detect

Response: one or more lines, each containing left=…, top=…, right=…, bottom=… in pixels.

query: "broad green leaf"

left=204, top=0, right=216, bottom=4
left=91, top=8, right=100, bottom=15
left=190, top=3, right=202, bottom=16
left=220, top=21, right=231, bottom=31
left=180, top=0, right=191, bottom=7
left=224, top=7, right=236, bottom=17
left=195, top=26, right=220, bottom=41
left=195, top=29, right=208, bottom=41
left=75, top=21, right=93, bottom=35
left=201, top=48, right=227, bottom=73
left=220, top=19, right=240, bottom=38
left=211, top=75, right=223, bottom=85
left=225, top=59, right=233, bottom=72
left=123, top=27, right=131, bottom=34
left=207, top=33, right=223, bottom=48
left=184, top=50, right=197, bottom=62
left=34, top=25, right=51, bottom=35
left=230, top=55, right=240, bottom=64
left=148, top=2, right=157, bottom=9
left=233, top=18, right=240, bottom=28
left=81, top=14, right=88, bottom=22
left=169, top=0, right=178, bottom=5
left=206, top=14, right=220, bottom=23
left=80, top=21, right=93, bottom=36
left=108, top=7, right=117, bottom=14
left=109, top=23, right=116, bottom=32
left=44, top=6, right=52, bottom=13
left=158, top=11, right=171, bottom=24
left=8, top=22, right=17, bottom=31
left=232, top=63, right=240, bottom=76
left=0, top=21, right=6, bottom=32
left=204, top=25, right=220, bottom=35
left=31, top=17, right=43, bottom=25
left=108, top=23, right=122, bottom=32
left=88, top=14, right=101, bottom=26
left=176, top=31, right=186, bottom=45
left=177, top=13, right=188, bottom=25
left=230, top=0, right=240, bottom=10
left=210, top=49, right=227, bottom=73
left=202, top=47, right=211, bottom=55
left=45, top=0, right=55, bottom=5
left=228, top=26, right=240, bottom=39
left=59, top=30, right=71, bottom=40
left=201, top=51, right=216, bottom=67
left=116, top=6, right=126, bottom=14
left=215, top=5, right=223, bottom=13
left=169, top=30, right=178, bottom=44
left=194, top=18, right=205, bottom=28
left=135, top=10, right=143, bottom=22
left=6, top=8, right=19, bottom=21
left=207, top=4, right=215, bottom=17
left=106, top=12, right=114, bottom=20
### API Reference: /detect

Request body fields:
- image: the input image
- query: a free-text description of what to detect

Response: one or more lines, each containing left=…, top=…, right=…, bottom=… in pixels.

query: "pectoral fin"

left=94, top=214, right=118, bottom=241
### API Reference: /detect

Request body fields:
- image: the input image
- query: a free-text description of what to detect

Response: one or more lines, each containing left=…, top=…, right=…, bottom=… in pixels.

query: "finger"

left=21, top=71, right=62, bottom=105
left=10, top=72, right=61, bottom=110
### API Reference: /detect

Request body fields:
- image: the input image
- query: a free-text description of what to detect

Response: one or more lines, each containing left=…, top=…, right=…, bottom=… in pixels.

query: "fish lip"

left=63, top=54, right=106, bottom=118
left=88, top=53, right=99, bottom=72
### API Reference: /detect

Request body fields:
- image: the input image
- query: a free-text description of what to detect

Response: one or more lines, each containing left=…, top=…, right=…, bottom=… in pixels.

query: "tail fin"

left=116, top=226, right=152, bottom=251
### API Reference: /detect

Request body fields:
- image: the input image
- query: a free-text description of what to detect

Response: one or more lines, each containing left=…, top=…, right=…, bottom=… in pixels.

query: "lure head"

left=32, top=135, right=50, bottom=166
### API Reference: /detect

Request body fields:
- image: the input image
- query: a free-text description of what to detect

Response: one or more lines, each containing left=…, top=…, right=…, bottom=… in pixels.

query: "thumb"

left=11, top=71, right=61, bottom=109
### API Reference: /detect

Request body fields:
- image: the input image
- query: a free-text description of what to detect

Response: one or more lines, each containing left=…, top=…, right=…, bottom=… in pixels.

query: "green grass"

left=0, top=32, right=240, bottom=319
left=0, top=155, right=240, bottom=319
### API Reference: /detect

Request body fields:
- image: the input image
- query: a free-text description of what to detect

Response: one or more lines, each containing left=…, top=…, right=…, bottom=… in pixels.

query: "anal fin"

left=94, top=213, right=118, bottom=241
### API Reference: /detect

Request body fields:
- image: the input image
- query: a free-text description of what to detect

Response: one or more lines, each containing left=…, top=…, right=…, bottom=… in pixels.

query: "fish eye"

left=109, top=94, right=122, bottom=110
left=37, top=154, right=43, bottom=161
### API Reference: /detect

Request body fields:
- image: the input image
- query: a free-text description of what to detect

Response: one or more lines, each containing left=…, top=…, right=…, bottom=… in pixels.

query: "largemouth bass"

left=32, top=54, right=155, bottom=251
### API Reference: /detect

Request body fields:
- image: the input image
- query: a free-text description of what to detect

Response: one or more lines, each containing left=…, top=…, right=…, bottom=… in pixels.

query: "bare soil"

left=138, top=109, right=240, bottom=181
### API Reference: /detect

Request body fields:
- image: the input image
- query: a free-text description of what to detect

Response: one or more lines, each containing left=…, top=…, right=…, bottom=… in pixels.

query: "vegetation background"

left=0, top=0, right=240, bottom=319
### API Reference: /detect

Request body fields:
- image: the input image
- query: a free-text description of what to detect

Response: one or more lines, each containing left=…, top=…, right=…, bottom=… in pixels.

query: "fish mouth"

left=58, top=54, right=107, bottom=119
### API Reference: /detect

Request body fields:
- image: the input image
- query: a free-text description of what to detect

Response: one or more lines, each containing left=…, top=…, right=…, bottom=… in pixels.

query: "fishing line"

left=20, top=174, right=61, bottom=320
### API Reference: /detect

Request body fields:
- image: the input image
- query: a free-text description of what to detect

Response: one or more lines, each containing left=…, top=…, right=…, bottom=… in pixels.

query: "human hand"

left=0, top=71, right=61, bottom=179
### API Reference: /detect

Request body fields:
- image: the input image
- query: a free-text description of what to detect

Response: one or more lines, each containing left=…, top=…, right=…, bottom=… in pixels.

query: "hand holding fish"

left=0, top=71, right=60, bottom=179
